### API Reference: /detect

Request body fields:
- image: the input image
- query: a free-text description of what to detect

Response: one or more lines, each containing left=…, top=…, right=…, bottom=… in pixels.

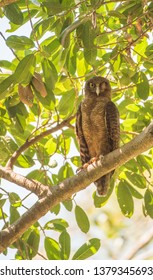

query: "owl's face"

left=85, top=76, right=111, bottom=97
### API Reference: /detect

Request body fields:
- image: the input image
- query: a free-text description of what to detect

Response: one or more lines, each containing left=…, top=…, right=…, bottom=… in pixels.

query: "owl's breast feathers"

left=81, top=96, right=111, bottom=158
left=76, top=76, right=120, bottom=195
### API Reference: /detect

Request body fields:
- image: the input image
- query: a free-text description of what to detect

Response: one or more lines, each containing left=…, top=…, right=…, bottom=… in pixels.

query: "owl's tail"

left=94, top=173, right=111, bottom=196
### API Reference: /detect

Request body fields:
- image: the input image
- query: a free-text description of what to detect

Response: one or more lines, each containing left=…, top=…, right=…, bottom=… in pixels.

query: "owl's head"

left=85, top=76, right=111, bottom=97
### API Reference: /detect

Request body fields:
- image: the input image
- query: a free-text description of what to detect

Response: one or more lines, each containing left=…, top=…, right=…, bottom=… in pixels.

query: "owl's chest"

left=81, top=98, right=111, bottom=156
left=81, top=98, right=110, bottom=156
left=81, top=99, right=106, bottom=130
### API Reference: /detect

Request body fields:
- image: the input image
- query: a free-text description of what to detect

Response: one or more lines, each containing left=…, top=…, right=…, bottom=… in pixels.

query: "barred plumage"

left=76, top=76, right=120, bottom=196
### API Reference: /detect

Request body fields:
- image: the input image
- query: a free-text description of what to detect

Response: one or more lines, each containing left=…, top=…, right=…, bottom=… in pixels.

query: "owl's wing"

left=76, top=103, right=90, bottom=165
left=105, top=101, right=120, bottom=151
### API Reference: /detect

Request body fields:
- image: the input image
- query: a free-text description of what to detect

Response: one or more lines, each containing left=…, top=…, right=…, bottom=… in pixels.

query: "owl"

left=76, top=76, right=120, bottom=195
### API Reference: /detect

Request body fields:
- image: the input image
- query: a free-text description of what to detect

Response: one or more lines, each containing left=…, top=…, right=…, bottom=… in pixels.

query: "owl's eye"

left=89, top=82, right=95, bottom=88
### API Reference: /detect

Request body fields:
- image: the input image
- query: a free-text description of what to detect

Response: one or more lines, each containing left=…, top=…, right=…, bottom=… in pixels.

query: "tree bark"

left=0, top=122, right=153, bottom=252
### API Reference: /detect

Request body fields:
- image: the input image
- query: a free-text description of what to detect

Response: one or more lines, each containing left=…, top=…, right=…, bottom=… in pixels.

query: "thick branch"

left=6, top=115, right=75, bottom=169
left=0, top=166, right=50, bottom=197
left=0, top=122, right=153, bottom=252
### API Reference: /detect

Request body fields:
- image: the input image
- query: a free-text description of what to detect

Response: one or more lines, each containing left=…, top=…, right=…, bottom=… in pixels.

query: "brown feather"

left=76, top=76, right=120, bottom=195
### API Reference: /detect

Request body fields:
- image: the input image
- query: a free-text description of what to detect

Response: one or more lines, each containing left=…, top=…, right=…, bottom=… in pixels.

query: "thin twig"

left=6, top=115, right=75, bottom=169
left=25, top=0, right=41, bottom=51
left=121, top=130, right=139, bottom=136
left=0, top=32, right=20, bottom=61
left=125, top=228, right=153, bottom=260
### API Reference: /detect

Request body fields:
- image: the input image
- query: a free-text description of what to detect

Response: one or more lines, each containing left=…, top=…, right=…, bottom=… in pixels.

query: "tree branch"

left=6, top=115, right=75, bottom=169
left=124, top=228, right=153, bottom=260
left=0, top=122, right=153, bottom=252
left=0, top=166, right=50, bottom=197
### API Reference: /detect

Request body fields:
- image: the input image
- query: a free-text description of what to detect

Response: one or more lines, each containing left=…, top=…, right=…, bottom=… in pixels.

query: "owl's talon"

left=76, top=167, right=83, bottom=173
left=76, top=162, right=90, bottom=173
left=83, top=163, right=89, bottom=168
left=89, top=157, right=98, bottom=163
left=99, top=155, right=104, bottom=164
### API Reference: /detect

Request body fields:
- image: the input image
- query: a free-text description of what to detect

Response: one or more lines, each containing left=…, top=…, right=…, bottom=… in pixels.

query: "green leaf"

left=34, top=87, right=55, bottom=110
left=123, top=118, right=137, bottom=130
left=113, top=54, right=121, bottom=72
left=137, top=155, right=152, bottom=175
left=50, top=204, right=61, bottom=215
left=6, top=36, right=35, bottom=50
left=126, top=104, right=140, bottom=112
left=45, top=138, right=57, bottom=154
left=32, top=18, right=52, bottom=40
left=125, top=172, right=146, bottom=189
left=76, top=53, right=89, bottom=76
left=0, top=60, right=15, bottom=70
left=58, top=89, right=75, bottom=116
left=45, top=237, right=60, bottom=260
left=0, top=199, right=6, bottom=208
left=62, top=199, right=73, bottom=211
left=144, top=61, right=153, bottom=71
left=0, top=75, right=15, bottom=100
left=116, top=181, right=134, bottom=218
left=66, top=46, right=76, bottom=74
left=136, top=72, right=149, bottom=100
left=10, top=205, right=20, bottom=224
left=107, top=17, right=121, bottom=30
left=82, top=21, right=96, bottom=49
left=145, top=43, right=153, bottom=58
left=125, top=181, right=143, bottom=199
left=108, top=10, right=127, bottom=19
left=71, top=156, right=81, bottom=167
left=4, top=3, right=23, bottom=25
left=58, top=163, right=74, bottom=181
left=14, top=54, right=36, bottom=84
left=9, top=192, right=21, bottom=207
left=16, top=155, right=35, bottom=168
left=72, top=238, right=100, bottom=260
left=27, top=169, right=46, bottom=182
left=59, top=230, right=71, bottom=260
left=42, top=58, right=58, bottom=90
left=43, top=38, right=61, bottom=55
left=27, top=229, right=40, bottom=259
left=44, top=219, right=69, bottom=232
left=144, top=189, right=153, bottom=219
left=124, top=159, right=138, bottom=173
left=58, top=162, right=74, bottom=181
left=75, top=205, right=90, bottom=233
left=0, top=209, right=8, bottom=220
left=0, top=136, right=18, bottom=165
left=42, top=0, right=75, bottom=15
left=60, top=136, right=71, bottom=155
left=84, top=48, right=97, bottom=65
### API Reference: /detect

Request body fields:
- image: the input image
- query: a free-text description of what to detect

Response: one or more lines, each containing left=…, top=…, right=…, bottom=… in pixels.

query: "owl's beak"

left=96, top=85, right=100, bottom=96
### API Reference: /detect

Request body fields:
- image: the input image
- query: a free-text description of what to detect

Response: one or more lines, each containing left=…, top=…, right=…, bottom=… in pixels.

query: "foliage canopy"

left=0, top=0, right=153, bottom=259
